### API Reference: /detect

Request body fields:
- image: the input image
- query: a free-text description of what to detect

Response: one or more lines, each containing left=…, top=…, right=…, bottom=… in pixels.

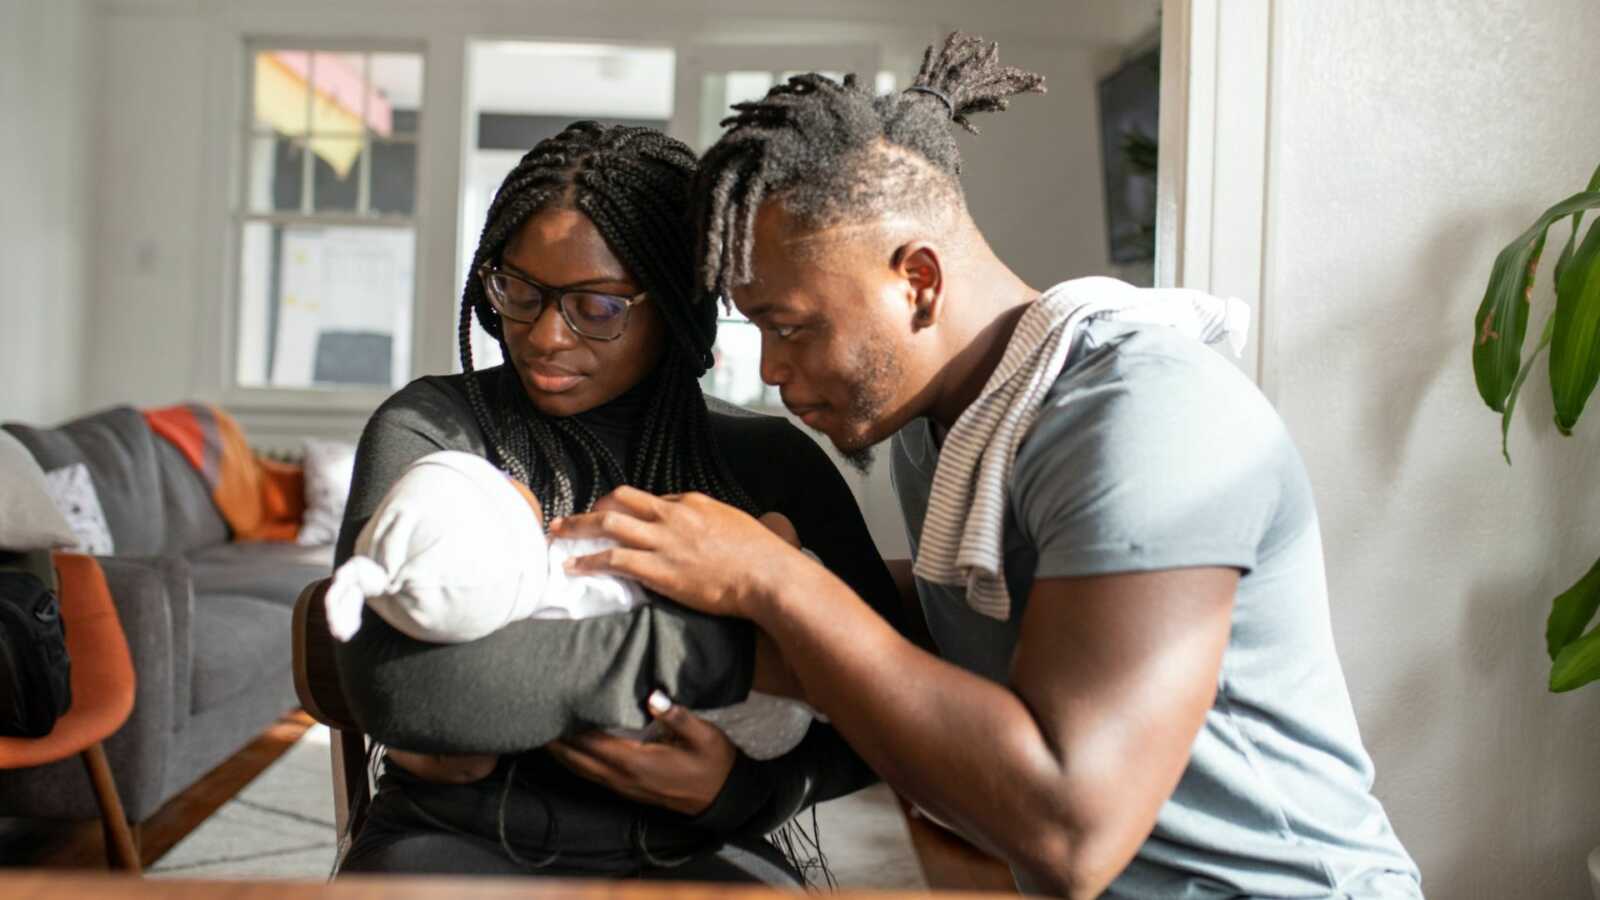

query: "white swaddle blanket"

left=325, top=450, right=812, bottom=759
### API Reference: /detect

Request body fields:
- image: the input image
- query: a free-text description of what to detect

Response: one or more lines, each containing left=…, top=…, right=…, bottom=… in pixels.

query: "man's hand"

left=550, top=486, right=809, bottom=619
left=546, top=690, right=738, bottom=816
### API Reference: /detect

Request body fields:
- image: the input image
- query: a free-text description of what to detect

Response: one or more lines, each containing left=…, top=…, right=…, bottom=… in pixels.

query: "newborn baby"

left=325, top=450, right=814, bottom=770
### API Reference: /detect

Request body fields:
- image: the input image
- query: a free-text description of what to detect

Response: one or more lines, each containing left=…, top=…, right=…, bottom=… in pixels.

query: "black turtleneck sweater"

left=333, top=365, right=900, bottom=838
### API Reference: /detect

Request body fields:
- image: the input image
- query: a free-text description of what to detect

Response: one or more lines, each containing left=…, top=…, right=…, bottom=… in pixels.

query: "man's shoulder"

left=1057, top=320, right=1257, bottom=403
left=1033, top=323, right=1280, bottom=452
left=1008, top=324, right=1302, bottom=578
left=1013, top=323, right=1294, bottom=509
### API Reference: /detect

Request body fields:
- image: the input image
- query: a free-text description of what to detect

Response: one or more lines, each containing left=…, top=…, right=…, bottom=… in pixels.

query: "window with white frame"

left=235, top=47, right=424, bottom=391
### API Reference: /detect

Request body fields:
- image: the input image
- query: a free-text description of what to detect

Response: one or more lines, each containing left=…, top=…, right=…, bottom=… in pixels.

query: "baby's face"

left=506, top=477, right=545, bottom=528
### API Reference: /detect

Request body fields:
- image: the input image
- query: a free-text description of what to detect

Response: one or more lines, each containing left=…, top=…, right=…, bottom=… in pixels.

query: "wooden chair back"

left=290, top=578, right=371, bottom=844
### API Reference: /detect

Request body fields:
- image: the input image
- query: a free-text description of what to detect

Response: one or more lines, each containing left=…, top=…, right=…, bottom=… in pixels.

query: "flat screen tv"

left=1097, top=47, right=1160, bottom=264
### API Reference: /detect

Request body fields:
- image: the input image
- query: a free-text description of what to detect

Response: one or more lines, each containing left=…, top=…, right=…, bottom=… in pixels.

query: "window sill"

left=220, top=385, right=393, bottom=414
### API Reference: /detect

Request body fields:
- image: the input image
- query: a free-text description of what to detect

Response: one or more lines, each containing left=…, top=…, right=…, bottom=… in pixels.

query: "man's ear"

left=891, top=241, right=944, bottom=332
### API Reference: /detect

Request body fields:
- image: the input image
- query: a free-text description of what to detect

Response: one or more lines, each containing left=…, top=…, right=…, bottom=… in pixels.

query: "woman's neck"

left=572, top=368, right=658, bottom=464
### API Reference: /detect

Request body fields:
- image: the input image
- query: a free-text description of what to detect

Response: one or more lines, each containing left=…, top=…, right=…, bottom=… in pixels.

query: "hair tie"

left=904, top=85, right=956, bottom=119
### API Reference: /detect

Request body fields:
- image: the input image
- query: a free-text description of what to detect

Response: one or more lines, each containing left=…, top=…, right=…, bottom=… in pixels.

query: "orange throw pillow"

left=251, top=458, right=306, bottom=543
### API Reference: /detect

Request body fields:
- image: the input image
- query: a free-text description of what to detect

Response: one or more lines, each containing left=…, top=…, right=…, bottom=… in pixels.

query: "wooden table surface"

left=0, top=871, right=1018, bottom=899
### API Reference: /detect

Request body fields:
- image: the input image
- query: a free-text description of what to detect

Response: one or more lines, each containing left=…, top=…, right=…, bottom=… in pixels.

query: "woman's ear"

left=891, top=241, right=945, bottom=332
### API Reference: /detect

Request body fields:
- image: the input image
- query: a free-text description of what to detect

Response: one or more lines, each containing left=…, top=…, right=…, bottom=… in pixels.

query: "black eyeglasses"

left=478, top=263, right=648, bottom=341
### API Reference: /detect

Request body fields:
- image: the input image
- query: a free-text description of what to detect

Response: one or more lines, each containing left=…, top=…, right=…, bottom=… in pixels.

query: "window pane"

left=696, top=70, right=772, bottom=151
left=254, top=50, right=309, bottom=135
left=780, top=69, right=844, bottom=83
left=311, top=136, right=362, bottom=212
left=310, top=52, right=368, bottom=135
left=371, top=52, right=423, bottom=135
left=246, top=133, right=305, bottom=213
left=701, top=321, right=776, bottom=408
left=369, top=139, right=417, bottom=215
left=237, top=222, right=413, bottom=389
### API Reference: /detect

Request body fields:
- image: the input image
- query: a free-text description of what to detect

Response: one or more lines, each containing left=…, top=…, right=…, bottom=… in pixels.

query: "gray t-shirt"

left=891, top=318, right=1420, bottom=898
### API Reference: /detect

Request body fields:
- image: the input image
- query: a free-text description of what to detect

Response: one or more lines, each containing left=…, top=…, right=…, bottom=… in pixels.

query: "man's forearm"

left=745, top=557, right=1094, bottom=895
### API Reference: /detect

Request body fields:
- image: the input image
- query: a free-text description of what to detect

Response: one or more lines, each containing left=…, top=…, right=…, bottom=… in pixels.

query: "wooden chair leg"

left=81, top=743, right=142, bottom=874
left=328, top=727, right=371, bottom=863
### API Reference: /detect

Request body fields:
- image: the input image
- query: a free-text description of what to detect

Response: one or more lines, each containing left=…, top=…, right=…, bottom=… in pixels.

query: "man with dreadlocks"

left=554, top=33, right=1422, bottom=898
left=330, top=121, right=898, bottom=884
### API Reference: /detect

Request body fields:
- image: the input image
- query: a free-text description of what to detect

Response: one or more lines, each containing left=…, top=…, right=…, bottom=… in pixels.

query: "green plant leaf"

left=1546, top=555, right=1600, bottom=660
left=1500, top=311, right=1555, bottom=463
left=1549, top=218, right=1600, bottom=432
left=1552, top=626, right=1600, bottom=692
left=1474, top=190, right=1600, bottom=412
left=1555, top=163, right=1600, bottom=287
left=1474, top=233, right=1546, bottom=411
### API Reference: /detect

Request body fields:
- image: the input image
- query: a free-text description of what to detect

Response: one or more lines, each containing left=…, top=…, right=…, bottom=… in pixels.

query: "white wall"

left=1262, top=2, right=1600, bottom=896
left=86, top=5, right=209, bottom=413
left=958, top=39, right=1124, bottom=290
left=0, top=0, right=93, bottom=425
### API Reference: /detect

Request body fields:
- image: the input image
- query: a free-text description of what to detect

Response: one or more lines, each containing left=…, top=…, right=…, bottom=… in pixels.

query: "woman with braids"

left=330, top=121, right=899, bottom=883
left=555, top=33, right=1422, bottom=898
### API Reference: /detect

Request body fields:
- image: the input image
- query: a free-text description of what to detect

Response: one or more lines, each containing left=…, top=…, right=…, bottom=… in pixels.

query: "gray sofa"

left=0, top=406, right=332, bottom=823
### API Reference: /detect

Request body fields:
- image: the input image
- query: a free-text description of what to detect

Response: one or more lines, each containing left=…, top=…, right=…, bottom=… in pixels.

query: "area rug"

left=149, top=725, right=340, bottom=878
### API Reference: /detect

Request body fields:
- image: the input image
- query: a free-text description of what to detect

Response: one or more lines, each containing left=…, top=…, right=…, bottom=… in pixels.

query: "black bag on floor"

left=0, top=569, right=72, bottom=737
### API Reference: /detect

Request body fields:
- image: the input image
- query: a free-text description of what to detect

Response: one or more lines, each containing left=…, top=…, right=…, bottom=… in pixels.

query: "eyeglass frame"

left=477, top=262, right=650, bottom=342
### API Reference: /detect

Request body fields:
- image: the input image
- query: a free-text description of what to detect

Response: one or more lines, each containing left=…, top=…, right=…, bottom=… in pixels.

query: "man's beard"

left=832, top=336, right=902, bottom=475
left=841, top=444, right=876, bottom=476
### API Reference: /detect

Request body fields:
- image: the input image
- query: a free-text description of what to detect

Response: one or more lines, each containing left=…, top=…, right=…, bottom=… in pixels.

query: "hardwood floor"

left=0, top=710, right=315, bottom=871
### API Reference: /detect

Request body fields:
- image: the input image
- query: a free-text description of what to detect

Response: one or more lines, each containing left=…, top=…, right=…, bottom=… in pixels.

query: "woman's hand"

left=547, top=691, right=737, bottom=817
left=549, top=486, right=811, bottom=620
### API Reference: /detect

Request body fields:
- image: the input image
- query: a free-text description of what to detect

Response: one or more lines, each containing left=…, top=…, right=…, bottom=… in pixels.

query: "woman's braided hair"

left=459, top=121, right=755, bottom=518
left=694, top=32, right=1046, bottom=300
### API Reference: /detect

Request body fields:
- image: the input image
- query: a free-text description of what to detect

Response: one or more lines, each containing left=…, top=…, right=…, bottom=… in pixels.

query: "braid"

left=458, top=121, right=756, bottom=518
left=694, top=31, right=1044, bottom=299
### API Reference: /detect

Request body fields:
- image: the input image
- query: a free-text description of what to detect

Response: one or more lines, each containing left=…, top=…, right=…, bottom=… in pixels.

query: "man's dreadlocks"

left=694, top=32, right=1046, bottom=301
left=459, top=120, right=754, bottom=519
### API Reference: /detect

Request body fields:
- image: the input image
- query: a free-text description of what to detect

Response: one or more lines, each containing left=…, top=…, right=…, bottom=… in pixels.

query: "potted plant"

left=1471, top=159, right=1600, bottom=895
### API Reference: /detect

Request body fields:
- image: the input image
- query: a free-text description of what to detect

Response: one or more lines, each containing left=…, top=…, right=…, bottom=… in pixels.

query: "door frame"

left=1157, top=0, right=1275, bottom=389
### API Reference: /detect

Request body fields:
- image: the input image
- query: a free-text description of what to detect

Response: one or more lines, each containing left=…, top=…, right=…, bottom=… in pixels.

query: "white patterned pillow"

left=298, top=438, right=357, bottom=546
left=43, top=462, right=115, bottom=555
